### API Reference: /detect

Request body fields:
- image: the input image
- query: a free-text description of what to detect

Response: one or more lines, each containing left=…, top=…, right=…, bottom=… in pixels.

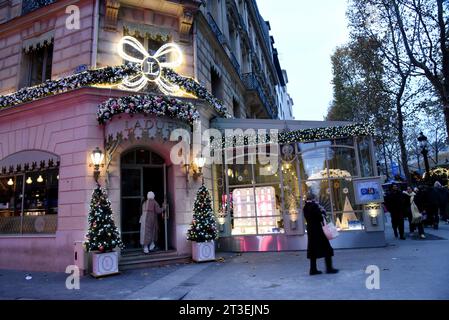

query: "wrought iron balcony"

left=207, top=12, right=227, bottom=46
left=228, top=50, right=241, bottom=76
left=206, top=12, right=241, bottom=76
left=227, top=0, right=246, bottom=29
left=22, top=0, right=56, bottom=15
left=242, top=72, right=276, bottom=119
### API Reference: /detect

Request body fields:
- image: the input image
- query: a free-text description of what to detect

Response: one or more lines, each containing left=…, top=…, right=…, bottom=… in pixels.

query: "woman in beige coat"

left=140, top=191, right=164, bottom=254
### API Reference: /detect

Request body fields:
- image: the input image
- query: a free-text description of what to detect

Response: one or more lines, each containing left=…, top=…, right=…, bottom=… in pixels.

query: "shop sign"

left=105, top=114, right=190, bottom=142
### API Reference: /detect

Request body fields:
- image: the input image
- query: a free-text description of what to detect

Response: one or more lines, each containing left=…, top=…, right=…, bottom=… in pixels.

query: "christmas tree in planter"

left=187, top=185, right=218, bottom=262
left=84, top=185, right=124, bottom=277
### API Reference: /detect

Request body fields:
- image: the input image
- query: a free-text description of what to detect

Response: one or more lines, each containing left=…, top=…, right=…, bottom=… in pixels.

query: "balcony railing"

left=228, top=50, right=241, bottom=76
left=22, top=0, right=56, bottom=15
left=206, top=12, right=241, bottom=77
left=207, top=12, right=227, bottom=46
left=242, top=73, right=275, bottom=119
left=227, top=0, right=246, bottom=30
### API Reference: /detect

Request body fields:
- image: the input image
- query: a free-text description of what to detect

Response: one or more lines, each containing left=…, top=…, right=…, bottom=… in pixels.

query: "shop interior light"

left=26, top=177, right=33, bottom=184
left=37, top=175, right=44, bottom=183
left=7, top=178, right=13, bottom=186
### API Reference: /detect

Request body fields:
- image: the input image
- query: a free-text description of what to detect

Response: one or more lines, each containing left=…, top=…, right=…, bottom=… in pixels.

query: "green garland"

left=210, top=123, right=375, bottom=149
left=0, top=63, right=230, bottom=118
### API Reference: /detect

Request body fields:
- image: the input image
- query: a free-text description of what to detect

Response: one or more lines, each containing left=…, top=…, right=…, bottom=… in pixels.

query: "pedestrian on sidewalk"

left=407, top=187, right=426, bottom=239
left=403, top=186, right=415, bottom=234
left=384, top=184, right=406, bottom=240
left=303, top=193, right=339, bottom=276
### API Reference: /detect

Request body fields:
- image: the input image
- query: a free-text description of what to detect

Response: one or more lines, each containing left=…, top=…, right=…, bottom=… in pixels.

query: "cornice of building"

left=0, top=0, right=85, bottom=35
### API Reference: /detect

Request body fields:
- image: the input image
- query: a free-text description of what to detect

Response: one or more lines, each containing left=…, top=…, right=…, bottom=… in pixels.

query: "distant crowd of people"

left=383, top=181, right=449, bottom=239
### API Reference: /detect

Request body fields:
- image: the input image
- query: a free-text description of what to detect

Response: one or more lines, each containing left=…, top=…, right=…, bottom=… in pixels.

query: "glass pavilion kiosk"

left=210, top=118, right=386, bottom=252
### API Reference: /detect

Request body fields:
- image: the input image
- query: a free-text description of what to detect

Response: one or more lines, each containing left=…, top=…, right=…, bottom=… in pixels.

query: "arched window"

left=0, top=150, right=59, bottom=234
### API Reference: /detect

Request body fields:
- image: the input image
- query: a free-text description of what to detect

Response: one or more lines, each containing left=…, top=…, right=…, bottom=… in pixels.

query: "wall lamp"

left=366, top=203, right=381, bottom=226
left=90, top=147, right=104, bottom=182
left=289, top=211, right=298, bottom=230
left=192, top=156, right=206, bottom=182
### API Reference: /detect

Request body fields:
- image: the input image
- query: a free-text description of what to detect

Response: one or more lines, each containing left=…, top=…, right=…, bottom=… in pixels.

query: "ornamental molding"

left=104, top=0, right=120, bottom=31
left=179, top=8, right=195, bottom=42
left=105, top=114, right=190, bottom=146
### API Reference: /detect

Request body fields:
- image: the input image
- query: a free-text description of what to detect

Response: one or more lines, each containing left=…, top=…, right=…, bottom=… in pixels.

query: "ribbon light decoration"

left=117, top=36, right=183, bottom=95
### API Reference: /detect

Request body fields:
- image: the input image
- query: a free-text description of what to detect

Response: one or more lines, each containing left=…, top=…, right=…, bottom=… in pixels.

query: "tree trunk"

left=444, top=103, right=449, bottom=143
left=382, top=141, right=389, bottom=180
left=396, top=82, right=411, bottom=184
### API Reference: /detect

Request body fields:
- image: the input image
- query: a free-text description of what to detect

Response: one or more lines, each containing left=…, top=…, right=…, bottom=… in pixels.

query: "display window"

left=0, top=155, right=59, bottom=235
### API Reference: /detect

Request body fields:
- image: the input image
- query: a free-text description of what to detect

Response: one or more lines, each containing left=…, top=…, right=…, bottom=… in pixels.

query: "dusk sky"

left=257, top=0, right=350, bottom=121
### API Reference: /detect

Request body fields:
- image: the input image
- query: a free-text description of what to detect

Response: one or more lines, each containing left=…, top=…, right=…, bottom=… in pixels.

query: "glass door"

left=121, top=168, right=142, bottom=249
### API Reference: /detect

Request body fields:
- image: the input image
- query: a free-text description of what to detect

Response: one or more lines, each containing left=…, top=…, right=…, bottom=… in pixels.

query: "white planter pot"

left=91, top=251, right=119, bottom=277
left=192, top=241, right=215, bottom=262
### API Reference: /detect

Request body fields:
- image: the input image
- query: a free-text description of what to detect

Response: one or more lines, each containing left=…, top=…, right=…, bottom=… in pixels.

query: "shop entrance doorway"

left=120, top=148, right=169, bottom=251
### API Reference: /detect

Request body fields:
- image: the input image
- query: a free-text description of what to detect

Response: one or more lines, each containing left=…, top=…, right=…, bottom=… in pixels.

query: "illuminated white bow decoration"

left=117, top=36, right=183, bottom=94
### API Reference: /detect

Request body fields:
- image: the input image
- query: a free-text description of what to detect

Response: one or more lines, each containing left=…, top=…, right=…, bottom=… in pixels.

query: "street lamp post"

left=417, top=132, right=430, bottom=176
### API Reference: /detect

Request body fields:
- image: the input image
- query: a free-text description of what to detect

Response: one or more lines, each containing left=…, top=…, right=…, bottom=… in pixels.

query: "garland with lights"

left=0, top=64, right=139, bottom=109
left=97, top=94, right=200, bottom=125
left=0, top=63, right=229, bottom=118
left=162, top=68, right=229, bottom=117
left=210, top=123, right=375, bottom=149
left=84, top=185, right=124, bottom=253
left=187, top=185, right=218, bottom=242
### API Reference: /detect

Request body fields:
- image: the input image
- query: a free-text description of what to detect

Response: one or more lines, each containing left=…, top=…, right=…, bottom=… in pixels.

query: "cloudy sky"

left=257, top=0, right=350, bottom=120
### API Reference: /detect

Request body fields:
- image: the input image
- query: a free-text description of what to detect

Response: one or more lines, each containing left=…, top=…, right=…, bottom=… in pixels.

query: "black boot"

left=325, top=256, right=339, bottom=274
left=309, top=258, right=322, bottom=275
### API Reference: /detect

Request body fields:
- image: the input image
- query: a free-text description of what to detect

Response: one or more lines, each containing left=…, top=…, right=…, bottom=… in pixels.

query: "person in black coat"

left=303, top=193, right=338, bottom=275
left=384, top=184, right=406, bottom=239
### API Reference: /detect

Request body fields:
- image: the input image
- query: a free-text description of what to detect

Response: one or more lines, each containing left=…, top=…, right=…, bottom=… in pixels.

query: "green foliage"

left=187, top=185, right=218, bottom=242
left=84, top=186, right=124, bottom=252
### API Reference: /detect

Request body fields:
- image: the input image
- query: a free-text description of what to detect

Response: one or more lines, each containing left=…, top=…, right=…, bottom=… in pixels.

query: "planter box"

left=192, top=241, right=215, bottom=262
left=91, top=251, right=119, bottom=277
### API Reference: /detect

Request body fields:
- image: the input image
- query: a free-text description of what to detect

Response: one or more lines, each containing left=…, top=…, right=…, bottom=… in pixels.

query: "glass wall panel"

left=230, top=186, right=257, bottom=235
left=0, top=176, right=22, bottom=234
left=329, top=179, right=364, bottom=230
left=327, top=147, right=357, bottom=177
left=227, top=162, right=253, bottom=186
left=358, top=137, right=374, bottom=177
left=298, top=148, right=327, bottom=181
left=255, top=185, right=283, bottom=234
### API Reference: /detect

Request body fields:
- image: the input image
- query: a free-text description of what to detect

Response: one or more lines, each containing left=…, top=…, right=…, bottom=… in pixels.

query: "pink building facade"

left=0, top=1, right=385, bottom=272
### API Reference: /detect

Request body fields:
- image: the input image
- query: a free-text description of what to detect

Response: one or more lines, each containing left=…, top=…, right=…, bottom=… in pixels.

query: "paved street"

left=1, top=220, right=449, bottom=300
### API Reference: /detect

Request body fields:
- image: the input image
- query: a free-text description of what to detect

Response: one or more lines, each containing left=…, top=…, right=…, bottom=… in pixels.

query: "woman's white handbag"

left=323, top=221, right=339, bottom=240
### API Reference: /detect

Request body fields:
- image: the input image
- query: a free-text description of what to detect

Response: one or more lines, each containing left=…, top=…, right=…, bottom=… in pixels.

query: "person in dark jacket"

left=303, top=193, right=338, bottom=275
left=384, top=184, right=406, bottom=239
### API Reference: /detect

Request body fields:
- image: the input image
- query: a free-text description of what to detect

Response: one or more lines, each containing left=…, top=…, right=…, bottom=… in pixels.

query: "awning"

left=123, top=22, right=171, bottom=41
left=22, top=30, right=55, bottom=53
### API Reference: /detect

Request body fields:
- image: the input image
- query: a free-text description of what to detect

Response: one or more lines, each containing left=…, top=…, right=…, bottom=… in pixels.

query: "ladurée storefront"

left=210, top=119, right=386, bottom=252
left=0, top=35, right=386, bottom=272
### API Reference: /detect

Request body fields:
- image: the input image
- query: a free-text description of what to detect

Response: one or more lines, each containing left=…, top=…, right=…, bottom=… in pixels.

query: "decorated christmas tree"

left=84, top=185, right=124, bottom=252
left=187, top=185, right=218, bottom=242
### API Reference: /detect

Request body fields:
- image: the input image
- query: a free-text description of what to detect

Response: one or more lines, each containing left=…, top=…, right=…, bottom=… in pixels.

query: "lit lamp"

left=367, top=203, right=380, bottom=226
left=193, top=156, right=206, bottom=183
left=289, top=211, right=298, bottom=230
left=90, top=147, right=104, bottom=182
left=7, top=178, right=13, bottom=186
left=417, top=132, right=430, bottom=176
left=217, top=211, right=227, bottom=232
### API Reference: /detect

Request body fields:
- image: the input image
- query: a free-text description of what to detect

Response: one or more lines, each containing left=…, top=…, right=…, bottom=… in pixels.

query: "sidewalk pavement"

left=1, top=220, right=449, bottom=300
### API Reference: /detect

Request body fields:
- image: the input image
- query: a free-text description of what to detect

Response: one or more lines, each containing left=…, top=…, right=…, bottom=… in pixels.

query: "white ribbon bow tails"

left=117, top=36, right=183, bottom=95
